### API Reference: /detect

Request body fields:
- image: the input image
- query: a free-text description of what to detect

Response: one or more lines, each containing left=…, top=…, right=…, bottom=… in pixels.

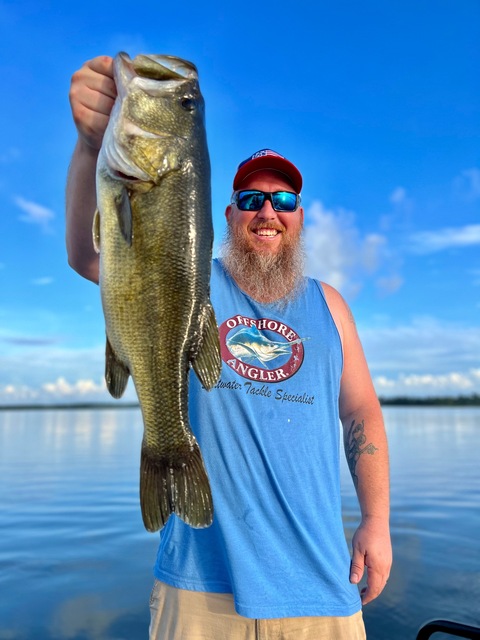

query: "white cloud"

left=304, top=201, right=400, bottom=297
left=42, top=376, right=106, bottom=396
left=31, top=277, right=54, bottom=286
left=0, top=375, right=138, bottom=405
left=409, top=224, right=480, bottom=254
left=374, top=369, right=480, bottom=397
left=14, top=196, right=55, bottom=231
left=1, top=383, right=38, bottom=401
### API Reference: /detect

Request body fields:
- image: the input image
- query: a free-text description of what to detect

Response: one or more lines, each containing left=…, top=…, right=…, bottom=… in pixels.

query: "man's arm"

left=66, top=56, right=116, bottom=283
left=323, top=283, right=392, bottom=606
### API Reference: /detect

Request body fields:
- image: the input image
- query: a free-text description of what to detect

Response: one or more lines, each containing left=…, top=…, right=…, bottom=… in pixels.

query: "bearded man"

left=66, top=56, right=391, bottom=640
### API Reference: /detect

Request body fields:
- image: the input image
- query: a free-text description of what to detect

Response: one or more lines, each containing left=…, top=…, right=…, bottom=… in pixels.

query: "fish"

left=93, top=52, right=221, bottom=532
left=226, top=326, right=309, bottom=366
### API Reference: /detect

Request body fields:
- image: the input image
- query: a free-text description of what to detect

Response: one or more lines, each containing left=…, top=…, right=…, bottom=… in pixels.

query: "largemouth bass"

left=93, top=52, right=221, bottom=532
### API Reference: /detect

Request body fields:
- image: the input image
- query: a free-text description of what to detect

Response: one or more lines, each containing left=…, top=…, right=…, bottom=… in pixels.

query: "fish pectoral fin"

left=92, top=209, right=101, bottom=253
left=140, top=443, right=214, bottom=532
left=115, top=185, right=133, bottom=245
left=105, top=337, right=130, bottom=398
left=192, top=302, right=221, bottom=390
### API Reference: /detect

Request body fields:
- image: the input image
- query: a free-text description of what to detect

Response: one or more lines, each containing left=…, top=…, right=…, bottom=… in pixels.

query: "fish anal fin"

left=115, top=186, right=133, bottom=245
left=140, top=443, right=213, bottom=532
left=192, top=302, right=221, bottom=390
left=105, top=337, right=130, bottom=398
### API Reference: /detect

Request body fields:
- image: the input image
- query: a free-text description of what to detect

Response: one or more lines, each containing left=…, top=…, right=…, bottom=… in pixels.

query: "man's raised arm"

left=66, top=56, right=116, bottom=283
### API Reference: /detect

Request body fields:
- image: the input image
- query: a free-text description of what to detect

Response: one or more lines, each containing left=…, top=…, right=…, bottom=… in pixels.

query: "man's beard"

left=219, top=224, right=306, bottom=306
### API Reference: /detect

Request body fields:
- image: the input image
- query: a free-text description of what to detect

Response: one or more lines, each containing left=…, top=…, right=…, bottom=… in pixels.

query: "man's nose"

left=256, top=199, right=277, bottom=220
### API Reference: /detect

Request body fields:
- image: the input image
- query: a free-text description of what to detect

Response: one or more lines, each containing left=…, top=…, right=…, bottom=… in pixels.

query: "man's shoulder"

left=314, top=282, right=353, bottom=346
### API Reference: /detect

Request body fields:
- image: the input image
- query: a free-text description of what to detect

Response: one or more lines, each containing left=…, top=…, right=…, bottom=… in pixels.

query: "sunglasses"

left=231, top=190, right=301, bottom=213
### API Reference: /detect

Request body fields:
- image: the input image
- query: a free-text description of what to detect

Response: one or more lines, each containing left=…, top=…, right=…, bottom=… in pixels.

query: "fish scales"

left=94, top=52, right=221, bottom=532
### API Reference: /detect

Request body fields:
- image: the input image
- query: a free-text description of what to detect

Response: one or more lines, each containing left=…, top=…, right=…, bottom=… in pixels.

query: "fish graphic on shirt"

left=226, top=326, right=309, bottom=368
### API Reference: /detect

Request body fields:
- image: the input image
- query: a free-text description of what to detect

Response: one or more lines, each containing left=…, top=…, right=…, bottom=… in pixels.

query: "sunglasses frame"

left=231, top=189, right=301, bottom=213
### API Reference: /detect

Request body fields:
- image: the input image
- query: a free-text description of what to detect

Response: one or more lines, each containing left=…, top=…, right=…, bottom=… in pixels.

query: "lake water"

left=0, top=407, right=479, bottom=640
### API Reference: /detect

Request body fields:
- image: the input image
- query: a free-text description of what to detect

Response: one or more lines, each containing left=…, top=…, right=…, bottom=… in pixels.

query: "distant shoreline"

left=379, top=394, right=480, bottom=407
left=0, top=395, right=479, bottom=410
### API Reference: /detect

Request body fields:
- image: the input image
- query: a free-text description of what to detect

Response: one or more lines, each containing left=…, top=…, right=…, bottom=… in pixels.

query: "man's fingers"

left=69, top=56, right=117, bottom=150
left=72, top=86, right=116, bottom=117
left=360, top=574, right=388, bottom=605
left=70, top=64, right=116, bottom=111
left=86, top=56, right=115, bottom=90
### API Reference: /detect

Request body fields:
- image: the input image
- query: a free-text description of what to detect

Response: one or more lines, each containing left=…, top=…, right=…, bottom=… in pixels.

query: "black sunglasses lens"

left=271, top=192, right=298, bottom=211
left=237, top=191, right=266, bottom=211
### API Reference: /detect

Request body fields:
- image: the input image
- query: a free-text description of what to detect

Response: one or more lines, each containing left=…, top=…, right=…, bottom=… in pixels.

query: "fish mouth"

left=111, top=170, right=153, bottom=189
left=132, top=54, right=198, bottom=81
left=113, top=170, right=141, bottom=182
left=117, top=52, right=198, bottom=83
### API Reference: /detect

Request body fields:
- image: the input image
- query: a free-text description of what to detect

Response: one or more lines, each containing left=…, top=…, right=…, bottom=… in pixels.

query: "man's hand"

left=349, top=517, right=392, bottom=605
left=69, top=56, right=116, bottom=150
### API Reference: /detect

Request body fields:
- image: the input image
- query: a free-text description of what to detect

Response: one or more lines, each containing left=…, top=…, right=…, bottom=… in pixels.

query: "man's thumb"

left=350, top=550, right=365, bottom=584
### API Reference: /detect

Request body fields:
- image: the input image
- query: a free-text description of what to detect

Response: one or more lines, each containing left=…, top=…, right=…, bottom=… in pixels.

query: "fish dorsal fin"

left=192, top=302, right=221, bottom=390
left=105, top=336, right=130, bottom=398
left=115, top=186, right=133, bottom=246
left=92, top=209, right=101, bottom=254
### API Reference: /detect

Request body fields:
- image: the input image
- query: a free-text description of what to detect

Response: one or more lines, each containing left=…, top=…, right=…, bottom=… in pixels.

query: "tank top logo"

left=218, top=315, right=309, bottom=382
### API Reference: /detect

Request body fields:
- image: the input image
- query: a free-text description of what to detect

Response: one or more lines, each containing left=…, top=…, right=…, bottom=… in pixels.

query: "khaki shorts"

left=149, top=579, right=366, bottom=640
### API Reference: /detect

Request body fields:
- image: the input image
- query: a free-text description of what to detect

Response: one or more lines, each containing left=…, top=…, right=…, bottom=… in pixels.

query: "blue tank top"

left=153, top=259, right=361, bottom=618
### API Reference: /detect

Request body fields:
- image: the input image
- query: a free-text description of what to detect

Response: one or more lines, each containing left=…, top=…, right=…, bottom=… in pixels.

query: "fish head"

left=100, top=52, right=207, bottom=188
left=120, top=53, right=206, bottom=137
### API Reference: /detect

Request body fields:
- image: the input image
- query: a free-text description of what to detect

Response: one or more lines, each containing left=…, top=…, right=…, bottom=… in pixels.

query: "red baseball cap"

left=233, top=149, right=303, bottom=193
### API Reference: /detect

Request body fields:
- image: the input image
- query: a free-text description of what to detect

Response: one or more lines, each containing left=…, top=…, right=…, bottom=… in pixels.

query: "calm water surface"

left=0, top=407, right=479, bottom=640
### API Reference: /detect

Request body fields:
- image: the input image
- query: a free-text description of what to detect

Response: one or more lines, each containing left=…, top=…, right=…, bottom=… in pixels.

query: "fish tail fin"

left=140, top=443, right=213, bottom=532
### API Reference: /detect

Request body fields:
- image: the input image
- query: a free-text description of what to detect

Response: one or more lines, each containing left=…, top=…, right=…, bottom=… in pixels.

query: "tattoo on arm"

left=345, top=419, right=378, bottom=488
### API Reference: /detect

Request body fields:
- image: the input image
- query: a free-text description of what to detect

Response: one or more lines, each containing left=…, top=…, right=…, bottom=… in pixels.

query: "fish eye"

left=181, top=97, right=195, bottom=111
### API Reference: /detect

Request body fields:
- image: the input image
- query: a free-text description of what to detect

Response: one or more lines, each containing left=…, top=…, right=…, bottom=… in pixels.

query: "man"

left=67, top=56, right=392, bottom=640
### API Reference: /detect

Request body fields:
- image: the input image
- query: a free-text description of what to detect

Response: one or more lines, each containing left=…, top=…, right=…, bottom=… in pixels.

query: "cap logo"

left=237, top=149, right=285, bottom=170
left=251, top=149, right=283, bottom=160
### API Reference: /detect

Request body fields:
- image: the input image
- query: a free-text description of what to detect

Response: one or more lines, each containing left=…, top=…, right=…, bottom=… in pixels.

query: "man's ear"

left=225, top=204, right=233, bottom=221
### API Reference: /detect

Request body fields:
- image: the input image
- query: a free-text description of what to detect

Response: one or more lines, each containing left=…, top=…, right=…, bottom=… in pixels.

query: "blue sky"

left=0, top=0, right=479, bottom=404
